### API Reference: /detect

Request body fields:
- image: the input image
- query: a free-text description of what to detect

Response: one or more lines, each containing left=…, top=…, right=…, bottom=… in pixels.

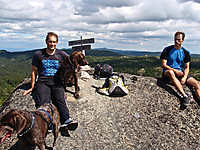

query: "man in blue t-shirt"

left=160, top=31, right=200, bottom=106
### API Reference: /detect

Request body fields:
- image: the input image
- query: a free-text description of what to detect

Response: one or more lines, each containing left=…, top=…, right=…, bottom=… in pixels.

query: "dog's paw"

left=74, top=93, right=79, bottom=99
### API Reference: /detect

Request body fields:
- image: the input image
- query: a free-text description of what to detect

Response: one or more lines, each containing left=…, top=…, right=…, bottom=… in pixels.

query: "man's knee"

left=187, top=78, right=200, bottom=89
left=193, top=81, right=200, bottom=90
left=164, top=70, right=176, bottom=78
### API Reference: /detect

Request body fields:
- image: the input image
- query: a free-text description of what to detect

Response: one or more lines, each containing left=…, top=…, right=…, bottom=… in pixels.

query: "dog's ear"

left=72, top=52, right=80, bottom=68
left=0, top=109, right=17, bottom=128
left=13, top=113, right=27, bottom=134
left=77, top=53, right=85, bottom=66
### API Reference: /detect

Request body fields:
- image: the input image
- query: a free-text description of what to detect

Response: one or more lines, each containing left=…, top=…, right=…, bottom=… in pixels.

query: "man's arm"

left=161, top=59, right=184, bottom=77
left=161, top=59, right=173, bottom=70
left=180, top=62, right=190, bottom=84
left=23, top=65, right=38, bottom=96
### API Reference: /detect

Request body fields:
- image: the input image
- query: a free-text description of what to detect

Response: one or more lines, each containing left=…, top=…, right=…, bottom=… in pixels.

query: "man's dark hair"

left=174, top=31, right=185, bottom=40
left=45, top=32, right=58, bottom=43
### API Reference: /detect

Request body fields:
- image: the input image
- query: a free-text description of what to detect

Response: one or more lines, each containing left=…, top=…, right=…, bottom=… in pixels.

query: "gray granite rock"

left=1, top=74, right=200, bottom=150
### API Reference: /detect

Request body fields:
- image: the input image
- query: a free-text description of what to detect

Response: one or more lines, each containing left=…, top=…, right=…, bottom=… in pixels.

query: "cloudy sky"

left=1, top=0, right=200, bottom=53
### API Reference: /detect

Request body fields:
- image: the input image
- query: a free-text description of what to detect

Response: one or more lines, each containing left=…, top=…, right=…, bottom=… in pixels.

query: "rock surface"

left=1, top=74, right=200, bottom=150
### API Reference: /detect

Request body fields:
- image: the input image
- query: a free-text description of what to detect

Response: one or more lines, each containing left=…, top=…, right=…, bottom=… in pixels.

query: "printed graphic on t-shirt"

left=42, top=59, right=59, bottom=76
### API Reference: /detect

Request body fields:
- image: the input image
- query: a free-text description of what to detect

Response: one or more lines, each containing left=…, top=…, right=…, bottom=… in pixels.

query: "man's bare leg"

left=187, top=77, right=200, bottom=101
left=164, top=70, right=186, bottom=96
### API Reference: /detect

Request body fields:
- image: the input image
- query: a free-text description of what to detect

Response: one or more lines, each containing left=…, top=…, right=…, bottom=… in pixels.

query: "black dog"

left=58, top=51, right=89, bottom=99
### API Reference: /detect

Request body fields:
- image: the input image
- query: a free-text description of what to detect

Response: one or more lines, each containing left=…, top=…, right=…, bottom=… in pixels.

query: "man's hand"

left=23, top=89, right=33, bottom=96
left=180, top=76, right=187, bottom=85
left=174, top=70, right=184, bottom=77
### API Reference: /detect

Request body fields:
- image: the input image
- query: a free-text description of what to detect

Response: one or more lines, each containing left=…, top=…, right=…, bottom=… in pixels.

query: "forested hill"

left=93, top=48, right=161, bottom=56
left=1, top=48, right=200, bottom=105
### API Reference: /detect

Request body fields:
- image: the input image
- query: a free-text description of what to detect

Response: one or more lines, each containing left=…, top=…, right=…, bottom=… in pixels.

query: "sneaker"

left=61, top=119, right=78, bottom=131
left=183, top=96, right=191, bottom=106
left=59, top=127, right=71, bottom=137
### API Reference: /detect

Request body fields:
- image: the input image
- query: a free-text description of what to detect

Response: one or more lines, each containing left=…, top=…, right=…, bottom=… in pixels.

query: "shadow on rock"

left=156, top=78, right=186, bottom=110
left=9, top=140, right=36, bottom=150
left=186, top=84, right=200, bottom=106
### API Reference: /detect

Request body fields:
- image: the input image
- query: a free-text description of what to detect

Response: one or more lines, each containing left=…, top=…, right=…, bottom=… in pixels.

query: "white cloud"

left=73, top=0, right=140, bottom=16
left=0, top=0, right=200, bottom=53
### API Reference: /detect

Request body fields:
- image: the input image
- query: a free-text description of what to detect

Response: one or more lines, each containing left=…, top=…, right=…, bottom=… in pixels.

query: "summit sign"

left=69, top=38, right=95, bottom=46
left=68, top=37, right=95, bottom=55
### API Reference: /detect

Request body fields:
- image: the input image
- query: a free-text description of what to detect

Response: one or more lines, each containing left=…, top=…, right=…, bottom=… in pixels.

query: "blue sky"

left=1, top=0, right=200, bottom=54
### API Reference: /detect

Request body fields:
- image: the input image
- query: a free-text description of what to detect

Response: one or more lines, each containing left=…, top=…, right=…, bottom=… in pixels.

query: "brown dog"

left=0, top=103, right=60, bottom=150
left=58, top=51, right=89, bottom=99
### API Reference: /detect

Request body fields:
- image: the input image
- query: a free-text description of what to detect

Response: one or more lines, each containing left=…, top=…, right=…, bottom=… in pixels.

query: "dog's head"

left=70, top=51, right=89, bottom=67
left=0, top=109, right=27, bottom=143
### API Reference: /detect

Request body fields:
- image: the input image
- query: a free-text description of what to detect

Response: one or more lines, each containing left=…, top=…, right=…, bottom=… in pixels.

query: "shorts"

left=162, top=71, right=191, bottom=81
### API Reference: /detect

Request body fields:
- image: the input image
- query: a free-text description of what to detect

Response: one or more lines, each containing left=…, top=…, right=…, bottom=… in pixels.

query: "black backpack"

left=94, top=64, right=113, bottom=78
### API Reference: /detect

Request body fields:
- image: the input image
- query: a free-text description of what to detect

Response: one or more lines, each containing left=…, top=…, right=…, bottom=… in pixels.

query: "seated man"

left=23, top=32, right=78, bottom=130
left=160, top=31, right=200, bottom=106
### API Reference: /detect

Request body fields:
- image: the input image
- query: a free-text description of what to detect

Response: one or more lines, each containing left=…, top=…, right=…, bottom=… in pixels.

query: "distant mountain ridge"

left=92, top=48, right=200, bottom=57
left=1, top=48, right=200, bottom=57
left=92, top=48, right=161, bottom=56
left=0, top=48, right=121, bottom=58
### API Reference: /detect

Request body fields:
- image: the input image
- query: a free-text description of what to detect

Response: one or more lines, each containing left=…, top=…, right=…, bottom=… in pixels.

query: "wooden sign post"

left=68, top=37, right=95, bottom=55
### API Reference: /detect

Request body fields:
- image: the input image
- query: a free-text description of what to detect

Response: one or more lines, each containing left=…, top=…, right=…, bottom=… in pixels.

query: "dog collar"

left=18, top=112, right=35, bottom=137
